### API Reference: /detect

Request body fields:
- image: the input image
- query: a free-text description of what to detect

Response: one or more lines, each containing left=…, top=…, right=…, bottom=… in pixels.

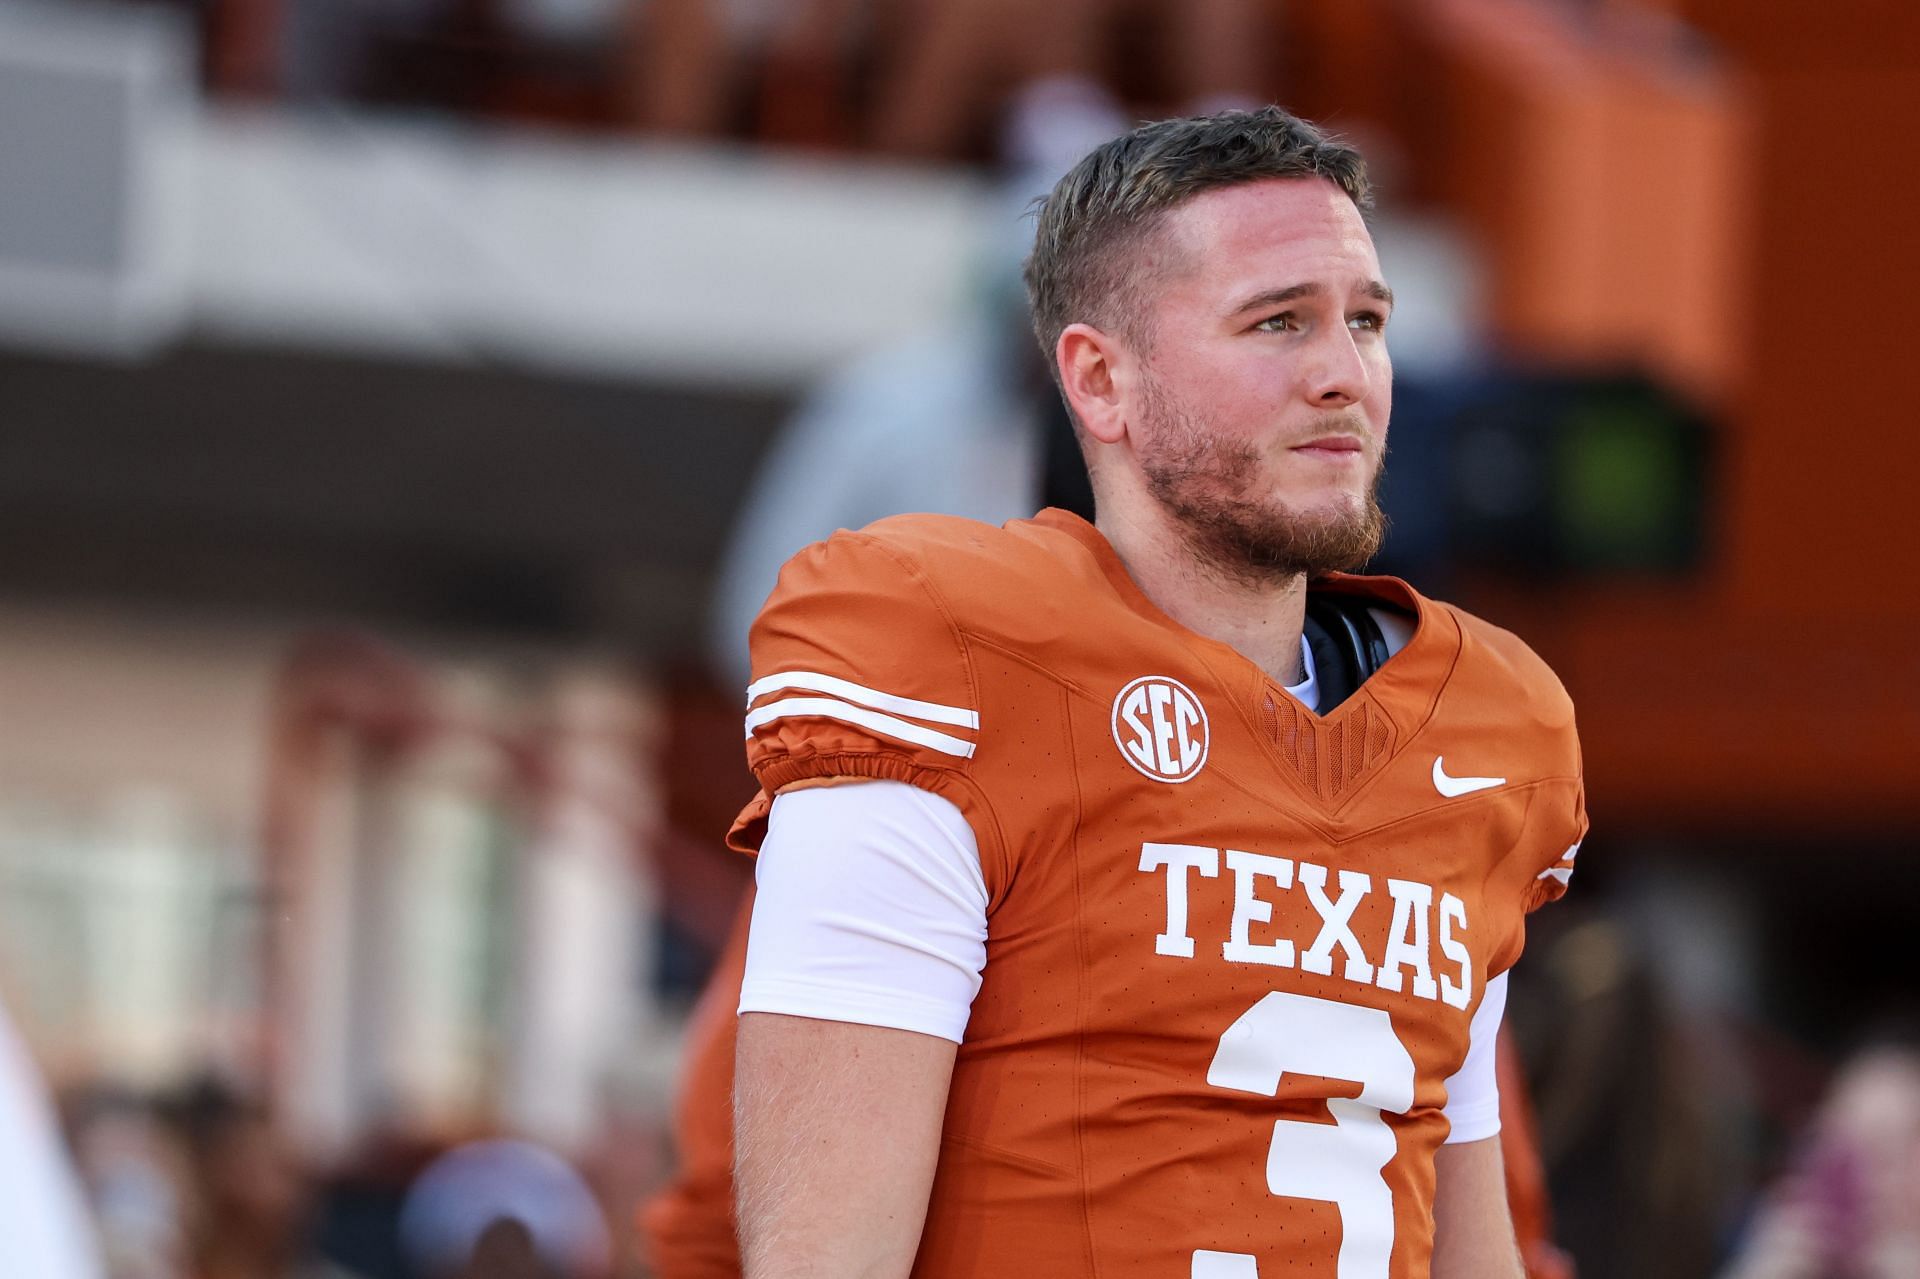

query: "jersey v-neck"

left=1030, top=506, right=1462, bottom=813
left=1031, top=508, right=1449, bottom=711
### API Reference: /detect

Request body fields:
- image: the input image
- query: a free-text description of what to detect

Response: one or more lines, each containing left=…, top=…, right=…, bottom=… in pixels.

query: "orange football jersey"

left=724, top=508, right=1585, bottom=1279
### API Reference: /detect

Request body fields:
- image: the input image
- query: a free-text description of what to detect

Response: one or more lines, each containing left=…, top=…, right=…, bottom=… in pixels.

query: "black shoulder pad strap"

left=1301, top=591, right=1405, bottom=713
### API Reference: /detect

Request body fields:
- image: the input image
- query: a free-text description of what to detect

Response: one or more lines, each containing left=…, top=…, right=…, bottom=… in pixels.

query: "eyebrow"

left=1228, top=279, right=1396, bottom=315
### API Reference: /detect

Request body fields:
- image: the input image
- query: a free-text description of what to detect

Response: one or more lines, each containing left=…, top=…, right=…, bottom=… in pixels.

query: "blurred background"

left=1, top=0, right=1917, bottom=1274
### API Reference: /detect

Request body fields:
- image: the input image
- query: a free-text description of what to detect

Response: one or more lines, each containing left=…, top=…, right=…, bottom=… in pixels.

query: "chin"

left=1279, top=491, right=1368, bottom=523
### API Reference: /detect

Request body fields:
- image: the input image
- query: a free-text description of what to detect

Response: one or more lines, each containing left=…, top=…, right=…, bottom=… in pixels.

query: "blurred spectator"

left=461, top=1217, right=561, bottom=1279
left=705, top=94, right=1119, bottom=687
left=638, top=0, right=1273, bottom=154
left=169, top=1078, right=312, bottom=1279
left=398, top=1138, right=613, bottom=1279
left=309, top=1134, right=441, bottom=1279
left=1511, top=910, right=1732, bottom=1279
left=1719, top=1026, right=1920, bottom=1279
left=68, top=1091, right=190, bottom=1279
left=627, top=0, right=862, bottom=143
left=870, top=0, right=1268, bottom=158
left=0, top=998, right=103, bottom=1279
left=705, top=313, right=1048, bottom=687
left=207, top=0, right=1277, bottom=157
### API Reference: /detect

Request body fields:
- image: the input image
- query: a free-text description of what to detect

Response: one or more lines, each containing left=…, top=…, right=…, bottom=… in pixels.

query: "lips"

left=1290, top=435, right=1366, bottom=455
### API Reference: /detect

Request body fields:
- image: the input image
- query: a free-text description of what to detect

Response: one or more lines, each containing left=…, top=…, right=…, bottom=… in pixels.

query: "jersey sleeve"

left=1484, top=700, right=1588, bottom=977
left=725, top=530, right=1004, bottom=876
left=1521, top=772, right=1588, bottom=915
left=1485, top=775, right=1588, bottom=979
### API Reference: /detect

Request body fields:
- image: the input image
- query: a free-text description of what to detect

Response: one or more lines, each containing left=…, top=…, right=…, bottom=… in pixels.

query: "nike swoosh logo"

left=1432, top=757, right=1506, bottom=798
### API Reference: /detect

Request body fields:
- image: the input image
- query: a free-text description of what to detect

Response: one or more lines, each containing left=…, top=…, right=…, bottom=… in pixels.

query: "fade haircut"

left=1023, top=106, right=1372, bottom=368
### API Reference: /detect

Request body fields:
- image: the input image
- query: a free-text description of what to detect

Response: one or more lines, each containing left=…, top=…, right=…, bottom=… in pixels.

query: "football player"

left=712, top=106, right=1586, bottom=1278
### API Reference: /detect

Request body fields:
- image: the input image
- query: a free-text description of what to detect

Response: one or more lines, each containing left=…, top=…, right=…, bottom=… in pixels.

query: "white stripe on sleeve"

left=745, top=670, right=979, bottom=728
left=1537, top=840, right=1583, bottom=882
left=744, top=697, right=977, bottom=758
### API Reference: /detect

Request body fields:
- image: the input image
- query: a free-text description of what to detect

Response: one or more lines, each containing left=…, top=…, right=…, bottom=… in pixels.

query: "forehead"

left=1157, top=177, right=1381, bottom=299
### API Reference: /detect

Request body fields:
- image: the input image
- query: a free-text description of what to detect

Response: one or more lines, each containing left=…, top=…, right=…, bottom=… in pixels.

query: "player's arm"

left=1428, top=965, right=1526, bottom=1278
left=735, top=1013, right=955, bottom=1278
left=1431, top=1135, right=1526, bottom=1279
left=731, top=779, right=991, bottom=1279
left=729, top=531, right=996, bottom=1276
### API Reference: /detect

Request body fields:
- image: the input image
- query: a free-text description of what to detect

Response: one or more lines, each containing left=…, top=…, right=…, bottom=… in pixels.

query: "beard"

left=1136, top=378, right=1387, bottom=586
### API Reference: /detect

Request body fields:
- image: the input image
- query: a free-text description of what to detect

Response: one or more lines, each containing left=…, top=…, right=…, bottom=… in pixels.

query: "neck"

left=1094, top=502, right=1309, bottom=686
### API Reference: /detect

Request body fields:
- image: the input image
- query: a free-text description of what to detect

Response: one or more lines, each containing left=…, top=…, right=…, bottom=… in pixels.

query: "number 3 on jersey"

left=1195, top=992, right=1416, bottom=1279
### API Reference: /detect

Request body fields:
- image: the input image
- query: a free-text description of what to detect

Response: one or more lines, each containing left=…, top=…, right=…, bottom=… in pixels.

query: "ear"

left=1055, top=322, right=1135, bottom=446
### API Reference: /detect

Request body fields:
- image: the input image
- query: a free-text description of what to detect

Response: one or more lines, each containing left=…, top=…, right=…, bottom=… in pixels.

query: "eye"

left=1254, top=312, right=1298, bottom=333
left=1349, top=309, right=1389, bottom=333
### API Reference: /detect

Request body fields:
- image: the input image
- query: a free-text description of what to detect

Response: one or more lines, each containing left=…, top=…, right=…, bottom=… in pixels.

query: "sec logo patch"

left=1111, top=676, right=1210, bottom=783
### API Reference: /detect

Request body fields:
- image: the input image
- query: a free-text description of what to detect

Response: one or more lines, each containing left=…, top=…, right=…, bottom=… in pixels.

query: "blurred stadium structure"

left=0, top=0, right=1916, bottom=1275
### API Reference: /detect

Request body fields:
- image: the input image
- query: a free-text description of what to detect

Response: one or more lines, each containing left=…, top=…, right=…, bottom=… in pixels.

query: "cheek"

left=1149, top=352, right=1242, bottom=422
left=1180, top=346, right=1294, bottom=423
left=1368, top=353, right=1393, bottom=435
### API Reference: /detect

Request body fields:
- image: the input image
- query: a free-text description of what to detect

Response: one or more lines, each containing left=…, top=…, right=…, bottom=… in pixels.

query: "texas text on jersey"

left=726, top=507, right=1586, bottom=1279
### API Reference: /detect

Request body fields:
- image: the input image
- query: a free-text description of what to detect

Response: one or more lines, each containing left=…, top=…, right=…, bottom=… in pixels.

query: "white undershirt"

left=740, top=628, right=1508, bottom=1143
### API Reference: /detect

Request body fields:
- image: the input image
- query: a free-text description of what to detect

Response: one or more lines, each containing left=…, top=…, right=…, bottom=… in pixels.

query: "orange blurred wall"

left=1484, top=0, right=1920, bottom=831
left=1289, top=0, right=1919, bottom=830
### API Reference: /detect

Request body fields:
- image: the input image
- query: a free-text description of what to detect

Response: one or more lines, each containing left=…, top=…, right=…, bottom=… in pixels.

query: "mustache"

left=1287, top=411, right=1375, bottom=448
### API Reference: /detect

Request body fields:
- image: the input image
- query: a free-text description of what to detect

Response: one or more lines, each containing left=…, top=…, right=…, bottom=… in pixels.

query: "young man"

left=720, top=107, right=1586, bottom=1278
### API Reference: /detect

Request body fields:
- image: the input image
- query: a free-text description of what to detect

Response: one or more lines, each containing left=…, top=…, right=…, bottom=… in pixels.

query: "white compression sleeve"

left=1438, top=970, right=1508, bottom=1143
left=741, top=781, right=989, bottom=1043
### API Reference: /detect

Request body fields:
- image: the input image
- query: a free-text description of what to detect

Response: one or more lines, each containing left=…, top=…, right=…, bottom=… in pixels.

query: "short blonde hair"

left=1023, top=106, right=1372, bottom=364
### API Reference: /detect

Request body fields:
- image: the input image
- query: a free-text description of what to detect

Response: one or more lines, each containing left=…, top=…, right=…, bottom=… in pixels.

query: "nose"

left=1300, top=326, right=1371, bottom=409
